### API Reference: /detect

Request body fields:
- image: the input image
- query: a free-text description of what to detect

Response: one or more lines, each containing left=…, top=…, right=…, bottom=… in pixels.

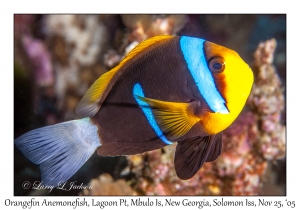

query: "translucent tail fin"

left=15, top=117, right=101, bottom=187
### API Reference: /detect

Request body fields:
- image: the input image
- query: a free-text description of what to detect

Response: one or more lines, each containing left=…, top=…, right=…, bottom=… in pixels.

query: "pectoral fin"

left=135, top=95, right=200, bottom=140
left=174, top=132, right=222, bottom=180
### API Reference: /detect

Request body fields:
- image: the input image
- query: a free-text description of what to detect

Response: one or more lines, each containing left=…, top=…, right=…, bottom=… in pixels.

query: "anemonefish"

left=15, top=35, right=253, bottom=186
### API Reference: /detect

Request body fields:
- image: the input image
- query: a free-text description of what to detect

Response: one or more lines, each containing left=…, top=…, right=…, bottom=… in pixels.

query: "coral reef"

left=248, top=38, right=285, bottom=160
left=121, top=14, right=187, bottom=43
left=79, top=173, right=133, bottom=196
left=21, top=35, right=54, bottom=86
left=45, top=15, right=109, bottom=120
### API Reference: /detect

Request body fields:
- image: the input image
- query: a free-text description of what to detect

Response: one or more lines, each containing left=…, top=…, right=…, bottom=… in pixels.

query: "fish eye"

left=209, top=56, right=225, bottom=73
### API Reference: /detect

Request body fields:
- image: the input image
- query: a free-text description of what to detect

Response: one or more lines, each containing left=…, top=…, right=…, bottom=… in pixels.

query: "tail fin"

left=15, top=117, right=101, bottom=187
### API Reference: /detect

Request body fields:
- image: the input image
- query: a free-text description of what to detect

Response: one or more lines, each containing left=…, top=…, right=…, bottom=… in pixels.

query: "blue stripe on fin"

left=15, top=118, right=101, bottom=187
left=133, top=83, right=173, bottom=145
left=179, top=36, right=229, bottom=114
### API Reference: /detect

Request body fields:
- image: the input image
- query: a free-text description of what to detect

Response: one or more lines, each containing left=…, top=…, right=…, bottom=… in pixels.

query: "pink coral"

left=22, top=35, right=54, bottom=86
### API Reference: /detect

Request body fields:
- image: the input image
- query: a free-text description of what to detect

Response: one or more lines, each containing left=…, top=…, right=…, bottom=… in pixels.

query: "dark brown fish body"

left=93, top=37, right=207, bottom=156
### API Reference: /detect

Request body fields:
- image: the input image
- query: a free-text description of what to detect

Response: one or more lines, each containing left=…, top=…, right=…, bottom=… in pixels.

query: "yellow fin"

left=123, top=35, right=173, bottom=61
left=135, top=96, right=200, bottom=139
left=76, top=35, right=174, bottom=117
left=75, top=68, right=118, bottom=117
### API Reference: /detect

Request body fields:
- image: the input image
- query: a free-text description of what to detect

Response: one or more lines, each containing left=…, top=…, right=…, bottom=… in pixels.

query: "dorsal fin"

left=75, top=35, right=174, bottom=117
